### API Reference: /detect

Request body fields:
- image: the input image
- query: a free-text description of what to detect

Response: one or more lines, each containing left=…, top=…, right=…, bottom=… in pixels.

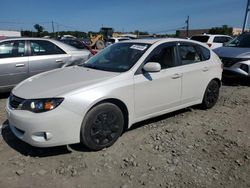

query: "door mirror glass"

left=143, top=62, right=161, bottom=72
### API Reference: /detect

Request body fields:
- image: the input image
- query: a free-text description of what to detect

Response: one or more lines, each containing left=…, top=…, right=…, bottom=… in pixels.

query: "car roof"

left=120, top=38, right=210, bottom=49
left=121, top=38, right=196, bottom=44
left=191, top=34, right=231, bottom=37
left=0, top=37, right=82, bottom=52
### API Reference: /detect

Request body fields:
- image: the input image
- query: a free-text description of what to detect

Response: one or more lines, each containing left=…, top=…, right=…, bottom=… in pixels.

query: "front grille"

left=220, top=57, right=243, bottom=67
left=9, top=94, right=25, bottom=109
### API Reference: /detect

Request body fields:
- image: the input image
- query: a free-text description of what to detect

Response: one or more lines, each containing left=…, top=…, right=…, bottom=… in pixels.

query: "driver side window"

left=148, top=45, right=176, bottom=69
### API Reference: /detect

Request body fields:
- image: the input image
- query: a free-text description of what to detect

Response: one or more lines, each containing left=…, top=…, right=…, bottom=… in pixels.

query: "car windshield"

left=82, top=42, right=150, bottom=72
left=224, top=34, right=250, bottom=48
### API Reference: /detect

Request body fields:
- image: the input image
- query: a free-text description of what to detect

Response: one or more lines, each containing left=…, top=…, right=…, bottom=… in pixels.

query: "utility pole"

left=52, top=21, right=55, bottom=38
left=57, top=24, right=59, bottom=39
left=186, top=16, right=189, bottom=38
left=243, top=0, right=250, bottom=33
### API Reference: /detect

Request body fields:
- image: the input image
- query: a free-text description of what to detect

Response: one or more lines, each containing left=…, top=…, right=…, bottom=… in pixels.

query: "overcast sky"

left=0, top=0, right=247, bottom=33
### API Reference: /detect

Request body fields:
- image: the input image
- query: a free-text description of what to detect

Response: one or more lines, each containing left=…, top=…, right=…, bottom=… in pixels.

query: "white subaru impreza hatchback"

left=6, top=38, right=222, bottom=150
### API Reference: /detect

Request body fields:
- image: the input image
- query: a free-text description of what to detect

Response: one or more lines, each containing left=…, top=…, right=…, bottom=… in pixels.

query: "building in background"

left=176, top=29, right=210, bottom=38
left=232, top=28, right=249, bottom=35
left=176, top=27, right=248, bottom=38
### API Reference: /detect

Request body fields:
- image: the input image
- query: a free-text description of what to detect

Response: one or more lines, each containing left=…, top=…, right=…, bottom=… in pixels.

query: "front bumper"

left=6, top=99, right=84, bottom=147
left=223, top=61, right=250, bottom=78
left=223, top=69, right=250, bottom=78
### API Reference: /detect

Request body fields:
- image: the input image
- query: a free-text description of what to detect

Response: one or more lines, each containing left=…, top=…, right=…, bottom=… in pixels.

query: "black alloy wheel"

left=81, top=103, right=124, bottom=151
left=201, top=80, right=220, bottom=109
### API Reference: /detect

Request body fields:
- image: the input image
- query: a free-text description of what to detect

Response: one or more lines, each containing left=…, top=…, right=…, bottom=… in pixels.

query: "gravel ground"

left=0, top=83, right=249, bottom=188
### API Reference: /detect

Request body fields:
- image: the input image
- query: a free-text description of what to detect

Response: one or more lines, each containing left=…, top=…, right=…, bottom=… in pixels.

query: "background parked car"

left=0, top=37, right=91, bottom=92
left=105, top=37, right=131, bottom=46
left=214, top=32, right=250, bottom=79
left=60, top=38, right=98, bottom=55
left=190, top=34, right=232, bottom=49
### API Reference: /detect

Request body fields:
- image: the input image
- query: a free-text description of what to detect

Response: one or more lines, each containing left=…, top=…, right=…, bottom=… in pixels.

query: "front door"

left=134, top=43, right=182, bottom=119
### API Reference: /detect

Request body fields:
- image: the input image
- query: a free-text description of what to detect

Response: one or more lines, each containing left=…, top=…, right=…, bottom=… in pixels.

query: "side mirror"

left=143, top=62, right=161, bottom=72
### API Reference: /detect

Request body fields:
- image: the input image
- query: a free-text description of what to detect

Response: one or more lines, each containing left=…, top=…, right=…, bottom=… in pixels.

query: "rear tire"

left=201, top=80, right=220, bottom=109
left=81, top=103, right=124, bottom=151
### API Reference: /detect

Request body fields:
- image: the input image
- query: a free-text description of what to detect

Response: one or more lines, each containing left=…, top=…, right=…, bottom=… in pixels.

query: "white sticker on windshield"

left=130, top=45, right=147, bottom=51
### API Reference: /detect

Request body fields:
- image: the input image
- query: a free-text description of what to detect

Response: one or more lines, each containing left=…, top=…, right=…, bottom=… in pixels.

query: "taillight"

left=207, top=43, right=212, bottom=47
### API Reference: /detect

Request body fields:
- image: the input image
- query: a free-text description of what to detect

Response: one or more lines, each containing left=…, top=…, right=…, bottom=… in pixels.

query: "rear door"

left=0, top=40, right=29, bottom=90
left=28, top=40, right=71, bottom=76
left=176, top=42, right=212, bottom=104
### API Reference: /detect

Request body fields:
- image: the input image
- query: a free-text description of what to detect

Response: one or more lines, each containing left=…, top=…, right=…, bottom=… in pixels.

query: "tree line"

left=21, top=24, right=150, bottom=39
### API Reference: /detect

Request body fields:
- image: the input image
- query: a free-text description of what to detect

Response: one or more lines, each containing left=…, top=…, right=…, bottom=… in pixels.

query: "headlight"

left=20, top=98, right=64, bottom=113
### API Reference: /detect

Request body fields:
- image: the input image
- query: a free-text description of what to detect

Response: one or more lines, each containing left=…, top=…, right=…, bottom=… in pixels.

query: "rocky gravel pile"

left=0, top=85, right=249, bottom=188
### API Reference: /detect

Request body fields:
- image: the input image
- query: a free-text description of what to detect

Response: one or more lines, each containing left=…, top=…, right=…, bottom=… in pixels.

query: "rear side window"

left=190, top=36, right=209, bottom=43
left=62, top=40, right=86, bottom=50
left=30, top=40, right=65, bottom=56
left=213, top=37, right=231, bottom=43
left=178, top=44, right=202, bottom=65
left=0, top=40, right=25, bottom=58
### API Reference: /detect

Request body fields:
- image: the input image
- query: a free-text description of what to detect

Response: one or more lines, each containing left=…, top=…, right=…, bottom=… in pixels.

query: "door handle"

left=171, top=73, right=182, bottom=79
left=56, top=59, right=63, bottom=63
left=15, top=63, right=25, bottom=67
left=202, top=67, right=209, bottom=72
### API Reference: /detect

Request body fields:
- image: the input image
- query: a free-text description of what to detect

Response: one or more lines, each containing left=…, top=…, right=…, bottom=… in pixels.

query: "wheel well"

left=211, top=78, right=221, bottom=87
left=91, top=99, right=129, bottom=132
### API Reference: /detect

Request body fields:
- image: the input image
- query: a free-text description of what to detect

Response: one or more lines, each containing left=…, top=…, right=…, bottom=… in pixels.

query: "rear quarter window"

left=199, top=46, right=211, bottom=61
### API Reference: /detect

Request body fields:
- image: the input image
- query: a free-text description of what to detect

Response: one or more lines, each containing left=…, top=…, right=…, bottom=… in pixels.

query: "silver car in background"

left=0, top=38, right=91, bottom=92
left=214, top=33, right=250, bottom=79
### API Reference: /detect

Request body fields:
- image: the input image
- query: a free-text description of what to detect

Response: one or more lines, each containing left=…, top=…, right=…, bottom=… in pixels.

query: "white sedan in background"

left=6, top=38, right=222, bottom=150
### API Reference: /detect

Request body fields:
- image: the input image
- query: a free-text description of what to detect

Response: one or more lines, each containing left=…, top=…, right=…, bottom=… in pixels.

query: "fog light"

left=32, top=132, right=53, bottom=142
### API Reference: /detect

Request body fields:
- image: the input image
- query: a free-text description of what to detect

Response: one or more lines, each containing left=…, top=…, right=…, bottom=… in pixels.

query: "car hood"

left=214, top=47, right=250, bottom=58
left=12, top=66, right=119, bottom=99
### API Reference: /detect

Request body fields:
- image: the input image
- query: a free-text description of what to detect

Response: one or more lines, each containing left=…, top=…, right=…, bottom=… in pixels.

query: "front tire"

left=201, top=80, right=220, bottom=109
left=81, top=103, right=124, bottom=151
